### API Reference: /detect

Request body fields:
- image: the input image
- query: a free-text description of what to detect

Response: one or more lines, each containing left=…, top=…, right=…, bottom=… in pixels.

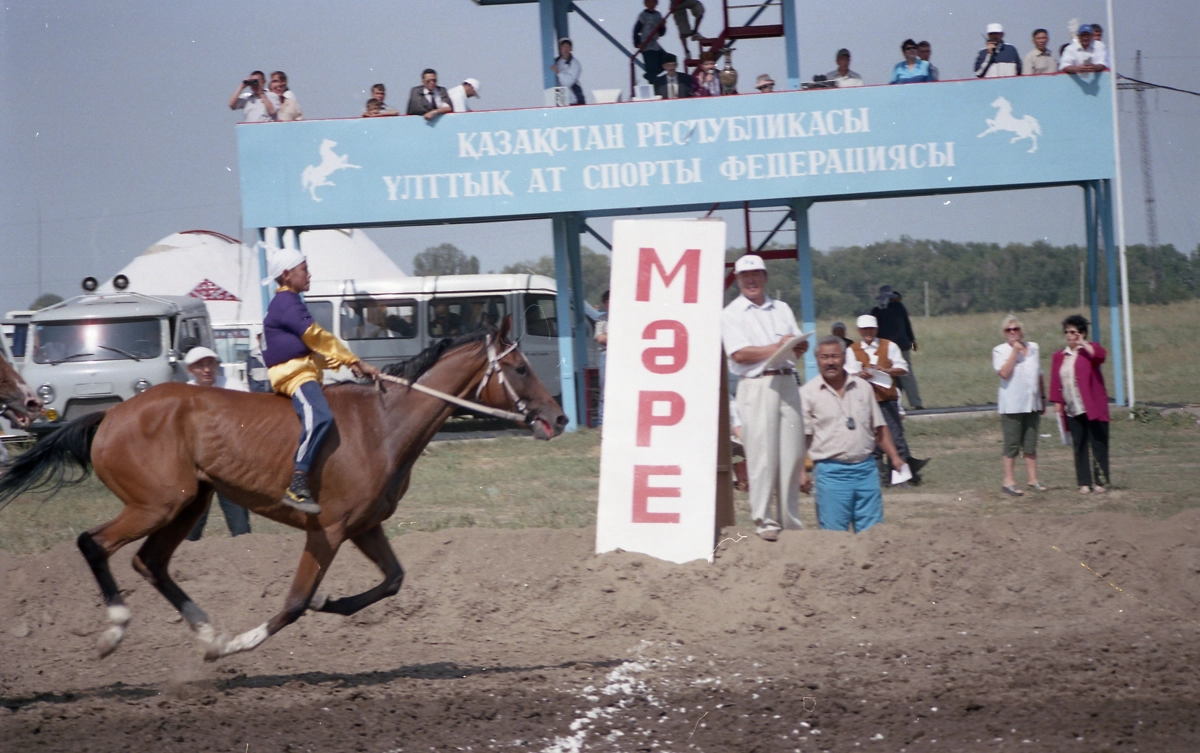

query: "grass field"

left=814, top=298, right=1200, bottom=407
left=1, top=301, right=1197, bottom=554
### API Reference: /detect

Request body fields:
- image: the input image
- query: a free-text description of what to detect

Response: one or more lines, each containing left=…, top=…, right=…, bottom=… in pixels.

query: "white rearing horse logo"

left=977, top=96, right=1042, bottom=154
left=301, top=139, right=361, bottom=201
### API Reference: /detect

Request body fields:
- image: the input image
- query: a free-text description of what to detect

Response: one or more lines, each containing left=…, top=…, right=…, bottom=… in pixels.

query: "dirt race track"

left=2, top=512, right=1200, bottom=753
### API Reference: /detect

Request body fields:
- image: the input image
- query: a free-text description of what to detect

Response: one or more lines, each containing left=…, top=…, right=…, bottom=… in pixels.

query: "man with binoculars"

left=228, top=70, right=277, bottom=123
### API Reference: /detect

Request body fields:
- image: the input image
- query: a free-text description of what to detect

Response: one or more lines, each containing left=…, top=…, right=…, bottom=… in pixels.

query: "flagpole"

left=1107, top=0, right=1135, bottom=409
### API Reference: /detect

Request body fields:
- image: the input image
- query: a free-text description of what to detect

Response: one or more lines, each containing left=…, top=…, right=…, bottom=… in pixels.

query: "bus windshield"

left=33, top=318, right=163, bottom=364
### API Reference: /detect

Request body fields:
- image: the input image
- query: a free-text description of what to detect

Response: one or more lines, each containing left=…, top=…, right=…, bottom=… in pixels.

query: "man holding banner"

left=721, top=255, right=809, bottom=542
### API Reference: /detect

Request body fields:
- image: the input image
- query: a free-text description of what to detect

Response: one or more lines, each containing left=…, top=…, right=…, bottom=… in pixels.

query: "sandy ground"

left=2, top=512, right=1200, bottom=752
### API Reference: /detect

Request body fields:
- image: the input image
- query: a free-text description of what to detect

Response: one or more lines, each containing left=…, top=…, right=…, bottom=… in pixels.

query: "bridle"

left=373, top=334, right=533, bottom=424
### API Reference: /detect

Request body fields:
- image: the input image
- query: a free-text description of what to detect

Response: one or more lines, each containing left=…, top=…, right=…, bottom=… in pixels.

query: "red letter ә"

left=636, top=390, right=686, bottom=447
left=641, top=320, right=689, bottom=374
left=632, top=465, right=681, bottom=524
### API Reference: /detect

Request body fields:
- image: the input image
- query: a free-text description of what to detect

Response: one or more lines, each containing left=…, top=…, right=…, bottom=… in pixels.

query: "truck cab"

left=21, top=293, right=213, bottom=431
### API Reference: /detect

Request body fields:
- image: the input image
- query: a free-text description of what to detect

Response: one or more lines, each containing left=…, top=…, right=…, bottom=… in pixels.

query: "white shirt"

left=826, top=69, right=864, bottom=87
left=233, top=91, right=273, bottom=123
left=187, top=375, right=249, bottom=392
left=553, top=56, right=582, bottom=89
left=447, top=84, right=473, bottom=113
left=992, top=341, right=1041, bottom=414
left=1060, top=40, right=1109, bottom=70
left=721, top=295, right=801, bottom=378
left=844, top=338, right=907, bottom=375
left=1059, top=347, right=1086, bottom=416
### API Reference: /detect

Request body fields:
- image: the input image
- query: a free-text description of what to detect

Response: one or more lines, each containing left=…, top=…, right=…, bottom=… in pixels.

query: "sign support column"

left=1083, top=183, right=1101, bottom=338
left=790, top=198, right=817, bottom=381
left=567, top=214, right=590, bottom=424
left=552, top=214, right=580, bottom=431
left=1099, top=179, right=1127, bottom=406
left=781, top=0, right=800, bottom=90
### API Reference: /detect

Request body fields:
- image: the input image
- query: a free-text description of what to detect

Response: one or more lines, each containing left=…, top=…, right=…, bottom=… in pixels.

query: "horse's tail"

left=0, top=411, right=106, bottom=513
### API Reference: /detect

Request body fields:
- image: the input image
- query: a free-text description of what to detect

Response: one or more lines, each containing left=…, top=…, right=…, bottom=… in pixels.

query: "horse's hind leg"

left=310, top=524, right=404, bottom=616
left=206, top=525, right=344, bottom=661
left=77, top=505, right=177, bottom=658
left=130, top=491, right=219, bottom=649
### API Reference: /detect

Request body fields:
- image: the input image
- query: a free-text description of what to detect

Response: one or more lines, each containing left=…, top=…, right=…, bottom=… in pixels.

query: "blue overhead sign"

left=238, top=74, right=1114, bottom=228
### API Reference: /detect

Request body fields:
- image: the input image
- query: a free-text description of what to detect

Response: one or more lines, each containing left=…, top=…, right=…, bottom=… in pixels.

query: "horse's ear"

left=499, top=314, right=514, bottom=345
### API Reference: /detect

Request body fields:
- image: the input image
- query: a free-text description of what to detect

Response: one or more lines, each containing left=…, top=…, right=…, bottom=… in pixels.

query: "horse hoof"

left=203, top=637, right=227, bottom=663
left=97, top=627, right=124, bottom=659
left=308, top=593, right=329, bottom=611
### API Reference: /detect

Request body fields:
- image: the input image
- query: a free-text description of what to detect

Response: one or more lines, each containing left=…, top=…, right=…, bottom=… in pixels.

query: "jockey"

left=262, top=247, right=379, bottom=514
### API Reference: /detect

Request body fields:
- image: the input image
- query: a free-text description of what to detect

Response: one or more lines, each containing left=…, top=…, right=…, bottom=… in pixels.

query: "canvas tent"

left=98, top=228, right=404, bottom=326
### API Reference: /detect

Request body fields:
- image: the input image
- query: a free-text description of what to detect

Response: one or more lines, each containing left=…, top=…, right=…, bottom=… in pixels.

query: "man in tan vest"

left=845, top=315, right=929, bottom=484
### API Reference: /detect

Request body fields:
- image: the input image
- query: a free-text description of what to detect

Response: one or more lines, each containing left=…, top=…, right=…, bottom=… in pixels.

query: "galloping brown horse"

left=0, top=320, right=566, bottom=660
left=0, top=348, right=41, bottom=434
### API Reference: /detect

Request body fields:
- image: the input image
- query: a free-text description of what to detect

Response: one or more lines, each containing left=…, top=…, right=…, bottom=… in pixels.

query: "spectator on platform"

left=182, top=347, right=251, bottom=541
left=721, top=254, right=810, bottom=542
left=634, top=0, right=668, bottom=86
left=228, top=70, right=276, bottom=122
left=1060, top=25, right=1109, bottom=74
left=1090, top=23, right=1112, bottom=68
left=826, top=48, right=864, bottom=87
left=552, top=38, right=585, bottom=105
left=870, top=286, right=923, bottom=410
left=692, top=50, right=722, bottom=96
left=993, top=315, right=1046, bottom=497
left=369, top=84, right=401, bottom=116
left=800, top=337, right=905, bottom=534
left=655, top=54, right=692, bottom=98
left=845, top=315, right=929, bottom=486
left=890, top=40, right=934, bottom=84
left=1049, top=315, right=1111, bottom=494
left=976, top=23, right=1022, bottom=77
left=831, top=322, right=854, bottom=350
left=448, top=77, right=481, bottom=113
left=673, top=0, right=704, bottom=57
left=917, top=41, right=939, bottom=81
left=755, top=74, right=775, bottom=92
left=407, top=69, right=453, bottom=120
left=268, top=71, right=303, bottom=121
left=363, top=98, right=383, bottom=117
left=1024, top=29, right=1057, bottom=74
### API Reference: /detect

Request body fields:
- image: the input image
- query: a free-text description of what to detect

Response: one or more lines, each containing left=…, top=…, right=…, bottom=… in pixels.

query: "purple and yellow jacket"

left=262, top=290, right=359, bottom=397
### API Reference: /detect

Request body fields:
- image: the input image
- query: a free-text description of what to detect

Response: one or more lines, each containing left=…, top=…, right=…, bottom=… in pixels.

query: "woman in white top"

left=992, top=315, right=1045, bottom=496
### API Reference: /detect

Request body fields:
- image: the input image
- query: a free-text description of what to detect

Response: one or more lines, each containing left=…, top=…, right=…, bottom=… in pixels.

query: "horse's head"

left=990, top=96, right=1010, bottom=110
left=0, top=354, right=40, bottom=429
left=474, top=316, right=568, bottom=441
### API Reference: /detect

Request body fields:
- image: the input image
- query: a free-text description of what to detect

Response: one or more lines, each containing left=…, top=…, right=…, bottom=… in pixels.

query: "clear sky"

left=2, top=0, right=1196, bottom=313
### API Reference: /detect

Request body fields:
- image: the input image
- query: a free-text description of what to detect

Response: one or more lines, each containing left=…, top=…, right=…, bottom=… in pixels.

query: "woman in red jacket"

left=1048, top=315, right=1110, bottom=493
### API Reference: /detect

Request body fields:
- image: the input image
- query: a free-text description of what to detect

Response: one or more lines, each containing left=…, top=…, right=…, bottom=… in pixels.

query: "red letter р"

left=641, top=320, right=689, bottom=374
left=635, top=247, right=701, bottom=303
left=636, top=390, right=686, bottom=447
left=632, top=465, right=681, bottom=524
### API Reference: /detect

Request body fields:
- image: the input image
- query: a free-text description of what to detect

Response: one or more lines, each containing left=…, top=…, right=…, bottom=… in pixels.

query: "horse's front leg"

left=977, top=120, right=996, bottom=138
left=309, top=524, right=404, bottom=616
left=204, top=523, right=344, bottom=661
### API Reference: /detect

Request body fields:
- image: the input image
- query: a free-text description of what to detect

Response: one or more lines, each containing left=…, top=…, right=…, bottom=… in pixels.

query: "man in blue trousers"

left=799, top=336, right=907, bottom=533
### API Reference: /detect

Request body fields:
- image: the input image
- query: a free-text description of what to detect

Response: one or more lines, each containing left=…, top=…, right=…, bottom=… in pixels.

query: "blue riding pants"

left=814, top=458, right=884, bottom=533
left=292, top=380, right=334, bottom=474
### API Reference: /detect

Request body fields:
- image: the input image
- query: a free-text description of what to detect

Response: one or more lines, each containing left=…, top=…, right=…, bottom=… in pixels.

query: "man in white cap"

left=845, top=315, right=929, bottom=484
left=182, top=346, right=252, bottom=539
left=975, top=23, right=1022, bottom=78
left=721, top=254, right=809, bottom=542
left=447, top=78, right=481, bottom=113
left=262, top=247, right=379, bottom=514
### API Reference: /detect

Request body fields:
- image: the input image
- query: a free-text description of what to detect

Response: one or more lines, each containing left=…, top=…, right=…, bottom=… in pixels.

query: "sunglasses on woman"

left=1004, top=327, right=1021, bottom=333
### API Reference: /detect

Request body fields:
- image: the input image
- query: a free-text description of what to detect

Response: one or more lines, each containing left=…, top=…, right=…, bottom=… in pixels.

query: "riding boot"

left=283, top=471, right=321, bottom=515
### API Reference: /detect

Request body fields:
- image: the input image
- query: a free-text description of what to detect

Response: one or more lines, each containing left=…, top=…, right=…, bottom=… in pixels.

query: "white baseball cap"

left=856, top=315, right=878, bottom=329
left=733, top=255, right=767, bottom=274
left=986, top=23, right=1004, bottom=34
left=464, top=77, right=481, bottom=96
left=184, top=346, right=220, bottom=366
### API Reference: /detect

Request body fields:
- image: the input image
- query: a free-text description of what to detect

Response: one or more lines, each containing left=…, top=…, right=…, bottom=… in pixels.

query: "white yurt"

left=99, top=228, right=404, bottom=326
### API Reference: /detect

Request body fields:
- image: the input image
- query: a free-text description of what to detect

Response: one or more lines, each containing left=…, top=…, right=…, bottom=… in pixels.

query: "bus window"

left=308, top=300, right=335, bottom=333
left=523, top=295, right=557, bottom=338
left=341, top=299, right=417, bottom=340
left=428, top=296, right=507, bottom=338
left=213, top=328, right=252, bottom=363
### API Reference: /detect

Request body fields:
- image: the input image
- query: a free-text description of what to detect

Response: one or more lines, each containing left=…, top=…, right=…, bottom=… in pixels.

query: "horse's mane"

left=381, top=328, right=493, bottom=383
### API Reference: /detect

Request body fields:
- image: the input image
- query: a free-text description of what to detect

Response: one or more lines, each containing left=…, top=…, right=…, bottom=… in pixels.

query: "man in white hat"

left=447, top=78, right=481, bottom=113
left=182, top=346, right=252, bottom=540
left=721, top=254, right=809, bottom=542
left=975, top=23, right=1022, bottom=78
left=845, top=315, right=929, bottom=484
left=262, top=247, right=379, bottom=514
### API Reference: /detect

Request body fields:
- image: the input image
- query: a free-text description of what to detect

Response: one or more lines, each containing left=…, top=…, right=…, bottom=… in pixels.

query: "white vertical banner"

left=596, top=219, right=727, bottom=564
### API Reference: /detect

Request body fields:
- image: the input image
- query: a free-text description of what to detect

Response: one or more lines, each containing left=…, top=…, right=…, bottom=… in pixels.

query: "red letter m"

left=635, top=247, right=700, bottom=303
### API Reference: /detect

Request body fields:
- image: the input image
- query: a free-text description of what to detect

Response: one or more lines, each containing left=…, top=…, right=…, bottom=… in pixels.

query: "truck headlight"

left=132, top=379, right=152, bottom=394
left=36, top=384, right=55, bottom=405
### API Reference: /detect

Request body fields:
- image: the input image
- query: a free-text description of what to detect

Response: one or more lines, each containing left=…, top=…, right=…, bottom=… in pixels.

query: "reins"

left=372, top=335, right=531, bottom=424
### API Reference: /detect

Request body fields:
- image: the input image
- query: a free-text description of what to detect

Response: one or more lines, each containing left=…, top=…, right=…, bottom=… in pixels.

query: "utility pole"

left=924, top=281, right=929, bottom=318
left=1129, top=50, right=1159, bottom=292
